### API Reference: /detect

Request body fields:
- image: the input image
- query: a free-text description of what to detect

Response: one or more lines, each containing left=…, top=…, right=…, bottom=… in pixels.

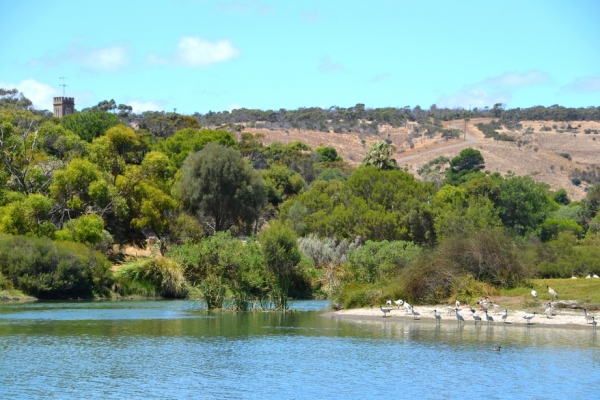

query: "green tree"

left=179, top=143, right=266, bottom=233
left=259, top=221, right=301, bottom=310
left=362, top=142, right=398, bottom=170
left=60, top=110, right=121, bottom=142
left=262, top=164, right=306, bottom=208
left=444, top=148, right=485, bottom=186
left=157, top=128, right=237, bottom=168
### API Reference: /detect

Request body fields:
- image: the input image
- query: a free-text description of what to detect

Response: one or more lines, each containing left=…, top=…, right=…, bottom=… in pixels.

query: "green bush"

left=0, top=234, right=112, bottom=298
left=115, top=257, right=188, bottom=298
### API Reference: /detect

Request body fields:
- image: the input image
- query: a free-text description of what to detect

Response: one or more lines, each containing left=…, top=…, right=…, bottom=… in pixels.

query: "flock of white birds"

left=379, top=285, right=598, bottom=327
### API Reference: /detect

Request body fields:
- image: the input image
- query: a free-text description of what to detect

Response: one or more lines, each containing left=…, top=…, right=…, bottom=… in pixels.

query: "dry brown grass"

left=240, top=118, right=600, bottom=201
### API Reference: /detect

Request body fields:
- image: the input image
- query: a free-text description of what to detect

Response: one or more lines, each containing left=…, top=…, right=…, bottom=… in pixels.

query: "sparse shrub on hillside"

left=540, top=125, right=552, bottom=131
left=559, top=153, right=571, bottom=160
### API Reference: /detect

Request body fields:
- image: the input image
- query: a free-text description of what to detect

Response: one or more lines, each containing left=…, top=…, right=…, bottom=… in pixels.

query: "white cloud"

left=0, top=79, right=59, bottom=109
left=85, top=46, right=128, bottom=71
left=129, top=100, right=165, bottom=113
left=318, top=56, right=348, bottom=73
left=28, top=44, right=129, bottom=72
left=149, top=36, right=240, bottom=67
left=484, top=70, right=550, bottom=88
left=371, top=72, right=391, bottom=83
left=437, top=70, right=551, bottom=109
left=563, top=75, right=600, bottom=92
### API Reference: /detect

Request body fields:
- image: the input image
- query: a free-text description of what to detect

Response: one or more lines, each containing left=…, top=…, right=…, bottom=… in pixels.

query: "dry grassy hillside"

left=239, top=118, right=600, bottom=201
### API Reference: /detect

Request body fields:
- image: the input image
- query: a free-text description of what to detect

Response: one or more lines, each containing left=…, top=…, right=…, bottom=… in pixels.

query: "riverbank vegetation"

left=1, top=88, right=600, bottom=309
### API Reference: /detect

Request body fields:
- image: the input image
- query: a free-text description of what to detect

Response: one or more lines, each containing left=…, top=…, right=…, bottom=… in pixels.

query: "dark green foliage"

left=551, top=188, right=570, bottom=205
left=559, top=153, right=572, bottom=160
left=315, top=146, right=340, bottom=162
left=444, top=148, right=485, bottom=186
left=156, top=128, right=237, bottom=168
left=60, top=110, right=121, bottom=142
left=475, top=120, right=514, bottom=141
left=179, top=143, right=266, bottom=234
left=0, top=234, right=112, bottom=298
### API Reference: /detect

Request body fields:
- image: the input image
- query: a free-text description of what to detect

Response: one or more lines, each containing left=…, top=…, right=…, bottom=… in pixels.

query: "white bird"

left=571, top=275, right=578, bottom=279
left=403, top=302, right=412, bottom=314
left=472, top=312, right=482, bottom=325
left=394, top=299, right=404, bottom=309
left=594, top=273, right=600, bottom=279
left=544, top=304, right=553, bottom=318
left=586, top=273, right=592, bottom=279
left=432, top=309, right=442, bottom=322
left=523, top=312, right=537, bottom=324
left=547, top=286, right=558, bottom=299
left=583, top=308, right=593, bottom=323
left=380, top=306, right=392, bottom=318
left=485, top=310, right=494, bottom=324
left=386, top=299, right=393, bottom=307
left=531, top=289, right=538, bottom=298
left=493, top=303, right=502, bottom=314
left=455, top=309, right=465, bottom=324
left=446, top=306, right=456, bottom=316
left=501, top=309, right=508, bottom=323
left=411, top=306, right=421, bottom=320
left=455, top=300, right=461, bottom=308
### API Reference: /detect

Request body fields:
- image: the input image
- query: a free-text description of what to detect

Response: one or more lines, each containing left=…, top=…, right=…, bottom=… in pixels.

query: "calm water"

left=0, top=300, right=598, bottom=399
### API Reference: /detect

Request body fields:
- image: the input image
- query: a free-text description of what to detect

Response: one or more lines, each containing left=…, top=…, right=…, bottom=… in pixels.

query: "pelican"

left=472, top=312, right=482, bottom=325
left=485, top=310, right=494, bottom=324
left=455, top=300, right=461, bottom=309
left=403, top=302, right=412, bottom=314
left=411, top=306, right=421, bottom=320
left=523, top=312, right=537, bottom=324
left=501, top=309, right=508, bottom=323
left=547, top=286, right=558, bottom=299
left=432, top=309, right=441, bottom=322
left=455, top=309, right=465, bottom=324
left=386, top=299, right=393, bottom=307
left=380, top=306, right=392, bottom=318
left=531, top=289, right=538, bottom=298
left=394, top=299, right=404, bottom=309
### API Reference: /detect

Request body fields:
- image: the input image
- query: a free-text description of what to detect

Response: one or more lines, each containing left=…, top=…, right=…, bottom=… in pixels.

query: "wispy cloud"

left=217, top=1, right=272, bottom=15
left=129, top=99, right=165, bottom=113
left=3, top=79, right=59, bottom=109
left=562, top=75, right=600, bottom=92
left=148, top=36, right=240, bottom=67
left=28, top=44, right=129, bottom=72
left=371, top=72, right=391, bottom=83
left=318, top=56, right=348, bottom=73
left=437, top=70, right=551, bottom=108
left=302, top=11, right=319, bottom=22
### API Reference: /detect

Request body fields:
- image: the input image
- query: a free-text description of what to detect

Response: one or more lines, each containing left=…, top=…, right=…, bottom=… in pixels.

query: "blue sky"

left=2, top=0, right=599, bottom=114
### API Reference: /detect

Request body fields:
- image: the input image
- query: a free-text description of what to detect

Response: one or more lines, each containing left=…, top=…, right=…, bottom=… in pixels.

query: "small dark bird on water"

left=493, top=346, right=502, bottom=352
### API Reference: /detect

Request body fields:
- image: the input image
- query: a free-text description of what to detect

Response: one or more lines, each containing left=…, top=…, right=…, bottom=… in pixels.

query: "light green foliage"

left=50, top=158, right=111, bottom=211
left=55, top=214, right=108, bottom=245
left=60, top=110, right=121, bottom=142
left=539, top=218, right=583, bottom=242
left=0, top=193, right=54, bottom=237
left=115, top=257, right=188, bottom=298
left=432, top=185, right=501, bottom=239
left=417, top=156, right=450, bottom=188
left=157, top=128, right=237, bottom=168
left=259, top=221, right=302, bottom=309
left=262, top=164, right=306, bottom=208
left=444, top=148, right=485, bottom=186
left=346, top=240, right=421, bottom=283
left=179, top=143, right=266, bottom=233
left=361, top=142, right=398, bottom=170
left=38, top=121, right=88, bottom=161
left=0, top=234, right=112, bottom=298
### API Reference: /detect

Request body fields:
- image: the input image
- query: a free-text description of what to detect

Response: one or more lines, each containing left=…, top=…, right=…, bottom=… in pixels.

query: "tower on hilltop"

left=53, top=97, right=75, bottom=118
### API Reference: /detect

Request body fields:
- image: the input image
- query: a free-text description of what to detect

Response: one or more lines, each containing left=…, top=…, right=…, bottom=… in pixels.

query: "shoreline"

left=322, top=305, right=598, bottom=329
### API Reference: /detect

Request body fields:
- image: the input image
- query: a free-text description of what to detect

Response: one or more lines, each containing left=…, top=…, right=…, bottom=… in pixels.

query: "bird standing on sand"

left=531, top=289, right=538, bottom=298
left=547, top=286, right=558, bottom=299
left=386, top=299, right=393, bottom=306
left=446, top=306, right=456, bottom=315
left=380, top=306, right=392, bottom=318
left=455, top=309, right=465, bottom=324
left=544, top=304, right=554, bottom=318
left=411, top=306, right=421, bottom=320
left=523, top=312, right=537, bottom=324
left=455, top=300, right=461, bottom=309
left=404, top=302, right=412, bottom=314
left=485, top=310, right=494, bottom=324
left=501, top=309, right=508, bottom=323
left=432, top=309, right=441, bottom=322
left=583, top=309, right=593, bottom=323
left=394, top=299, right=404, bottom=309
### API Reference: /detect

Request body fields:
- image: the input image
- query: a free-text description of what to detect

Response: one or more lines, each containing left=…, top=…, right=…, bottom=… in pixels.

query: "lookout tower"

left=53, top=97, right=75, bottom=118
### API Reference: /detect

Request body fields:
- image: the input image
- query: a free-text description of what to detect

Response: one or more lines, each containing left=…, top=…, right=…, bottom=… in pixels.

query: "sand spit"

left=323, top=305, right=598, bottom=329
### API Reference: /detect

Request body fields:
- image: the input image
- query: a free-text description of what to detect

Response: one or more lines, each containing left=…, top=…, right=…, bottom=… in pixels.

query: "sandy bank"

left=323, top=305, right=598, bottom=329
